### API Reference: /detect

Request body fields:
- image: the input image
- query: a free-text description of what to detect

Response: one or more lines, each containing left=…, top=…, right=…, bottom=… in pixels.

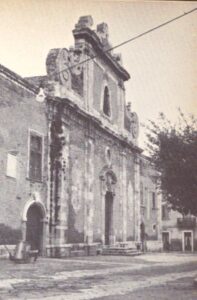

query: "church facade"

left=0, top=16, right=162, bottom=257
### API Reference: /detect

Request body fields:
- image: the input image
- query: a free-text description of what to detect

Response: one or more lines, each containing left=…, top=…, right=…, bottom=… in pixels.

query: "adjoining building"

left=0, top=16, right=162, bottom=257
left=139, top=155, right=162, bottom=252
left=162, top=202, right=197, bottom=252
left=0, top=63, right=48, bottom=254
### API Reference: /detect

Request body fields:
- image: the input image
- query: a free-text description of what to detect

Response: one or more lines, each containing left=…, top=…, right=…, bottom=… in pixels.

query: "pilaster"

left=118, top=82, right=125, bottom=132
left=84, top=56, right=94, bottom=112
left=134, top=155, right=141, bottom=242
left=54, top=126, right=70, bottom=246
left=156, top=189, right=162, bottom=242
left=84, top=139, right=95, bottom=244
left=100, top=179, right=106, bottom=245
left=121, top=151, right=127, bottom=242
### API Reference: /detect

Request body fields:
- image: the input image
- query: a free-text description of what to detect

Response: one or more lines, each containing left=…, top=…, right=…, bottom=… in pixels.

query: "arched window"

left=103, top=86, right=111, bottom=117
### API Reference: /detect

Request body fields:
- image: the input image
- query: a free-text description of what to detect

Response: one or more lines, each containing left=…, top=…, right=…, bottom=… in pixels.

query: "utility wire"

left=51, top=8, right=196, bottom=77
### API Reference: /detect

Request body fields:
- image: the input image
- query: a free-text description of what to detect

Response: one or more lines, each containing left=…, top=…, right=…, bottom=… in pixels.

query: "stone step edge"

left=102, top=251, right=142, bottom=256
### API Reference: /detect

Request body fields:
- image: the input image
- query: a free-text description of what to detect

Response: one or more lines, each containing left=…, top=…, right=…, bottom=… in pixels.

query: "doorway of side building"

left=162, top=231, right=170, bottom=251
left=140, top=222, right=146, bottom=252
left=182, top=231, right=193, bottom=252
left=105, top=191, right=113, bottom=245
left=26, top=204, right=43, bottom=253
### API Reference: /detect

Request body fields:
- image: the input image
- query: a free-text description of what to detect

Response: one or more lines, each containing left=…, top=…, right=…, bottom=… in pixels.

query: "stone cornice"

left=72, top=27, right=130, bottom=81
left=47, top=96, right=142, bottom=154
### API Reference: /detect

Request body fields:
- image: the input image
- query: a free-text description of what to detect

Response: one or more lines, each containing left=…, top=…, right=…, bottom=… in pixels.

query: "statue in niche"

left=105, top=171, right=116, bottom=195
left=125, top=102, right=139, bottom=139
left=130, top=112, right=139, bottom=139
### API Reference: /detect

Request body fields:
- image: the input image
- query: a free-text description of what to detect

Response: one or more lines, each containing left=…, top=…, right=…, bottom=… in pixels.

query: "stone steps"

left=102, top=247, right=142, bottom=256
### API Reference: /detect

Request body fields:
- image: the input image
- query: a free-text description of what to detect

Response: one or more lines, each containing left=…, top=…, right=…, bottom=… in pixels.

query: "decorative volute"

left=46, top=46, right=84, bottom=97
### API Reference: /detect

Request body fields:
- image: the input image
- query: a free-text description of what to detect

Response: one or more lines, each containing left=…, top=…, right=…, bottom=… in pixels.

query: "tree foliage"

left=146, top=110, right=197, bottom=216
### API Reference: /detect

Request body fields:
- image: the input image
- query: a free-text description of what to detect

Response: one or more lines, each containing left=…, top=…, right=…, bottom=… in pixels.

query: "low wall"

left=146, top=241, right=163, bottom=252
left=46, top=243, right=100, bottom=258
left=112, top=241, right=163, bottom=252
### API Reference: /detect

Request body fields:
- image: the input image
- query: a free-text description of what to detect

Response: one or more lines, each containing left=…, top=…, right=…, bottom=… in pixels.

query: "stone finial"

left=75, top=15, right=93, bottom=29
left=96, top=23, right=109, bottom=45
left=97, top=23, right=108, bottom=34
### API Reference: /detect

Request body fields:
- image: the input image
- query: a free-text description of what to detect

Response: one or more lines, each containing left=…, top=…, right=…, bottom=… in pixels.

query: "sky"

left=0, top=0, right=196, bottom=148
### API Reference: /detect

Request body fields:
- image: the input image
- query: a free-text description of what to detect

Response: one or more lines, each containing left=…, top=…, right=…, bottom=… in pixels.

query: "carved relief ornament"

left=100, top=167, right=117, bottom=195
left=125, top=105, right=139, bottom=139
left=130, top=112, right=139, bottom=139
left=46, top=47, right=84, bottom=92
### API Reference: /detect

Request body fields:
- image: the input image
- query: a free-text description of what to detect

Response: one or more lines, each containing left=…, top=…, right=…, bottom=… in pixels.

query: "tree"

left=146, top=110, right=197, bottom=216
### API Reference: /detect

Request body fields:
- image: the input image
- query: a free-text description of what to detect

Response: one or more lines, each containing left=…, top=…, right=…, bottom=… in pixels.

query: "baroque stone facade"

left=0, top=16, right=162, bottom=256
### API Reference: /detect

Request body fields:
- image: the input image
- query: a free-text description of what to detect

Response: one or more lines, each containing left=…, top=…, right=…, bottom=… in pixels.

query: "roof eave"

left=0, top=64, right=38, bottom=93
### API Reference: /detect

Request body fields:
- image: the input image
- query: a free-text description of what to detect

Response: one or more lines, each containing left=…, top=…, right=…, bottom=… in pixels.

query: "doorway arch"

left=26, top=203, right=44, bottom=252
left=140, top=222, right=146, bottom=252
left=105, top=191, right=114, bottom=245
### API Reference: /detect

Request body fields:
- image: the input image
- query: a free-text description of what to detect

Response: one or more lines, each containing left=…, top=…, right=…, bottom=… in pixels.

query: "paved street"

left=0, top=253, right=197, bottom=300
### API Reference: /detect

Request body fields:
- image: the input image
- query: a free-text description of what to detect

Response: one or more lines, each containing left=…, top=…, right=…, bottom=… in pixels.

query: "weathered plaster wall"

left=0, top=74, right=48, bottom=232
left=60, top=105, right=137, bottom=245
left=140, top=159, right=160, bottom=241
left=92, top=59, right=121, bottom=127
left=66, top=115, right=86, bottom=243
left=126, top=154, right=136, bottom=241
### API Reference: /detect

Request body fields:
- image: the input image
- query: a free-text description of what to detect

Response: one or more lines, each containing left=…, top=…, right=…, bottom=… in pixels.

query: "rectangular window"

left=162, top=205, right=166, bottom=220
left=6, top=153, right=17, bottom=178
left=29, top=133, right=43, bottom=181
left=152, top=192, right=156, bottom=209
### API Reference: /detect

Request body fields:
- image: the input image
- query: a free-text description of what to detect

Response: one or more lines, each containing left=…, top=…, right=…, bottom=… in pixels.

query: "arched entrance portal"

left=105, top=191, right=113, bottom=245
left=26, top=204, right=43, bottom=252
